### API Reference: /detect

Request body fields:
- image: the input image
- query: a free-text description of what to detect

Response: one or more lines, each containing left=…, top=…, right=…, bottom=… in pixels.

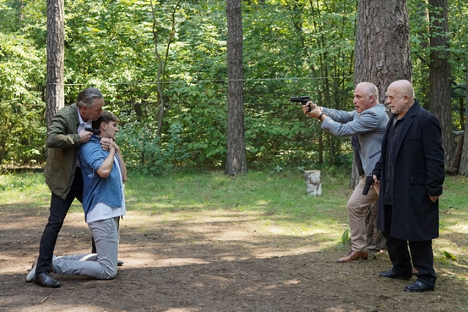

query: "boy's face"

left=101, top=121, right=119, bottom=141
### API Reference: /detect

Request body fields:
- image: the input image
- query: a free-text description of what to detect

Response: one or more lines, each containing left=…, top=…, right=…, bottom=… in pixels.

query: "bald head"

left=385, top=80, right=415, bottom=118
left=389, top=80, right=414, bottom=100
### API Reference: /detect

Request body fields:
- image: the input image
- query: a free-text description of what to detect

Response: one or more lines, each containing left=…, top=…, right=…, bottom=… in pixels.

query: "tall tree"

left=354, top=0, right=412, bottom=103
left=45, top=0, right=64, bottom=127
left=429, top=0, right=454, bottom=168
left=225, top=0, right=247, bottom=175
left=150, top=0, right=182, bottom=137
left=459, top=60, right=468, bottom=175
left=354, top=0, right=412, bottom=251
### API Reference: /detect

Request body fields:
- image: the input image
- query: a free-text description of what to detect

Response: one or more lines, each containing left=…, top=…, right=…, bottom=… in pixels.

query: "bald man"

left=302, top=82, right=388, bottom=263
left=372, top=80, right=445, bottom=292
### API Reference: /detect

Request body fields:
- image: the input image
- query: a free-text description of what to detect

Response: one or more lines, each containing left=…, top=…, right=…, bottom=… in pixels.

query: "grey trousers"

left=52, top=217, right=119, bottom=280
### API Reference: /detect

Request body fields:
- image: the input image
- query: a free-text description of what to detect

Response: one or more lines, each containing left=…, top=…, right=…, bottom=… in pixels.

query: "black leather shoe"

left=379, top=269, right=412, bottom=280
left=404, top=280, right=434, bottom=292
left=34, top=272, right=61, bottom=288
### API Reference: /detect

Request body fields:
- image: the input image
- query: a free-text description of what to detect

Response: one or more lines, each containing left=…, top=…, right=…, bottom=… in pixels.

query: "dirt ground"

left=1, top=207, right=467, bottom=312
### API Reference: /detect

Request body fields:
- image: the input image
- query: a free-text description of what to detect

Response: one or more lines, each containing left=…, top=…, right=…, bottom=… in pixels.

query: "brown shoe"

left=337, top=250, right=368, bottom=263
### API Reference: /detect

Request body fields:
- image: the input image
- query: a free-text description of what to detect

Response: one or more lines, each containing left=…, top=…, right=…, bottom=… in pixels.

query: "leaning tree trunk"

left=353, top=0, right=412, bottom=252
left=45, top=0, right=65, bottom=127
left=429, top=0, right=454, bottom=169
left=225, top=0, right=247, bottom=175
left=459, top=59, right=468, bottom=176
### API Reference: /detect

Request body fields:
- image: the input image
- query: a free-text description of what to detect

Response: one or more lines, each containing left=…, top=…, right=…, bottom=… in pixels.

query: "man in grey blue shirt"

left=302, top=82, right=388, bottom=263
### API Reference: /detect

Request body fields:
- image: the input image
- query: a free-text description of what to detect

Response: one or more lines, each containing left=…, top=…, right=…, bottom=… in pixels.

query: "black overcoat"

left=372, top=101, right=445, bottom=241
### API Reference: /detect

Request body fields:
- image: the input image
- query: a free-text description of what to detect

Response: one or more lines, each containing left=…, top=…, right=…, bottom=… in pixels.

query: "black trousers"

left=35, top=168, right=83, bottom=274
left=383, top=206, right=436, bottom=287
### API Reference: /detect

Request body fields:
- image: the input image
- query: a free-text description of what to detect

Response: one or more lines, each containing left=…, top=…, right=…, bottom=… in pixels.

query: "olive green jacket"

left=44, top=104, right=82, bottom=200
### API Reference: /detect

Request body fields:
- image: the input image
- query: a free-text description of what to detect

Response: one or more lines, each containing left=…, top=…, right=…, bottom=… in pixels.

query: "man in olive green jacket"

left=26, top=88, right=107, bottom=288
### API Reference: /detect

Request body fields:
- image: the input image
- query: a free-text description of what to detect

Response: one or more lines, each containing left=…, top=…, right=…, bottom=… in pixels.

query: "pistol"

left=85, top=127, right=101, bottom=135
left=290, top=96, right=311, bottom=112
left=362, top=175, right=375, bottom=195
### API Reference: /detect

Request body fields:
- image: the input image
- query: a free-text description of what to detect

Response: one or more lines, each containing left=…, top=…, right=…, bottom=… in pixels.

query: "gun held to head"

left=85, top=127, right=101, bottom=135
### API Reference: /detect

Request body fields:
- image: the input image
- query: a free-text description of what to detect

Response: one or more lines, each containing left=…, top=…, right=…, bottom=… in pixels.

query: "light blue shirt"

left=78, top=135, right=125, bottom=221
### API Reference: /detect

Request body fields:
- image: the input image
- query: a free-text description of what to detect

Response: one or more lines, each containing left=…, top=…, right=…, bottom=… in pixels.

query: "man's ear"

left=101, top=121, right=106, bottom=130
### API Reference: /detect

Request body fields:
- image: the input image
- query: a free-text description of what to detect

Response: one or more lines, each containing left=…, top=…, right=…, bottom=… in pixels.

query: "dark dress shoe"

left=337, top=250, right=368, bottom=263
left=34, top=272, right=61, bottom=288
left=404, top=280, right=435, bottom=292
left=379, top=269, right=412, bottom=280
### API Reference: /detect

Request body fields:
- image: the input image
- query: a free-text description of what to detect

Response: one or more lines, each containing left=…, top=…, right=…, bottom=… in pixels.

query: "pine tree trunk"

left=459, top=59, right=468, bottom=176
left=429, top=0, right=454, bottom=169
left=354, top=0, right=412, bottom=104
left=225, top=0, right=247, bottom=175
left=354, top=0, right=412, bottom=253
left=45, top=0, right=64, bottom=127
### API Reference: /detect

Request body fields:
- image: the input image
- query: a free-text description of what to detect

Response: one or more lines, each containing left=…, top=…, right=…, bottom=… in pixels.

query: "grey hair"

left=76, top=87, right=103, bottom=108
left=357, top=82, right=379, bottom=100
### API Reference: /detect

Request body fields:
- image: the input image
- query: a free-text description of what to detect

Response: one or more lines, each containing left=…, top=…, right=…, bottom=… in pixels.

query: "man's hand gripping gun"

left=85, top=127, right=101, bottom=135
left=362, top=175, right=375, bottom=195
left=290, top=96, right=311, bottom=112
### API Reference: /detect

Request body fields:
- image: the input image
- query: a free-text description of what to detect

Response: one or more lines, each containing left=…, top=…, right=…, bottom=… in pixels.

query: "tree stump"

left=304, top=170, right=322, bottom=196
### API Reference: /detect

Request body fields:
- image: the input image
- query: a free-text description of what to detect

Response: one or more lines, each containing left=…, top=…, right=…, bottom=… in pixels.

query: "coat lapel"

left=395, top=101, right=420, bottom=155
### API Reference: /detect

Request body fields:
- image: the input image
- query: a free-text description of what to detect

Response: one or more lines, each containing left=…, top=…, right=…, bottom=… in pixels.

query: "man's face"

left=353, top=86, right=373, bottom=113
left=80, top=98, right=104, bottom=122
left=385, top=85, right=407, bottom=116
left=101, top=121, right=119, bottom=141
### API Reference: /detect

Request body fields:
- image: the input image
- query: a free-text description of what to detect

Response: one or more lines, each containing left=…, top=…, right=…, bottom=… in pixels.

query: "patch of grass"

left=1, top=168, right=467, bottom=267
left=0, top=171, right=49, bottom=207
left=124, top=168, right=351, bottom=232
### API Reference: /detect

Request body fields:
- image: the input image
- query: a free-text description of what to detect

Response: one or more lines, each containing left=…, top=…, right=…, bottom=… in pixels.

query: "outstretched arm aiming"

left=302, top=101, right=327, bottom=122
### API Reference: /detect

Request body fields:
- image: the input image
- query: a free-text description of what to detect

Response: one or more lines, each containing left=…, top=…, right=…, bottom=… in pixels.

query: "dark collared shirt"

left=384, top=115, right=405, bottom=205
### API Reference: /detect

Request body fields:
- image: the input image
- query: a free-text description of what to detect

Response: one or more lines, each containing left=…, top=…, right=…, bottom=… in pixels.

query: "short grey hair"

left=357, top=82, right=379, bottom=100
left=76, top=87, right=103, bottom=108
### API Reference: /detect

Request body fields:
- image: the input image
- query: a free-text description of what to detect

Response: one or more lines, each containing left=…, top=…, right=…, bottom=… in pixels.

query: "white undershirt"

left=76, top=108, right=92, bottom=167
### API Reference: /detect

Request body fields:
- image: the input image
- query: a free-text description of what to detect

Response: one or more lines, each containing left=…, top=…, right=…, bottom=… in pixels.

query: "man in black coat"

left=372, top=80, right=445, bottom=292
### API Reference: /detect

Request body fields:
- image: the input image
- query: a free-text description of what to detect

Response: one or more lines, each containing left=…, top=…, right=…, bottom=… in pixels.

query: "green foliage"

left=0, top=0, right=467, bottom=169
left=341, top=228, right=350, bottom=246
left=0, top=30, right=46, bottom=166
left=443, top=250, right=457, bottom=261
left=117, top=112, right=190, bottom=175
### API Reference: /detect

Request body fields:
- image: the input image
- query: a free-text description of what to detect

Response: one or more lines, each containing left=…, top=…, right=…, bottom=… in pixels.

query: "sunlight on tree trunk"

left=46, top=0, right=64, bottom=127
left=225, top=0, right=247, bottom=175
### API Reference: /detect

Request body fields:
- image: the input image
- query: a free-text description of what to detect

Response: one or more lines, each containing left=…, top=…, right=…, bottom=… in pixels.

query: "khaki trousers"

left=346, top=176, right=379, bottom=253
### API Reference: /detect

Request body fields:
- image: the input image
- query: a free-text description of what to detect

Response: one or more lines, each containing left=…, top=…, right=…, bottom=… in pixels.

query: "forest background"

left=0, top=0, right=467, bottom=174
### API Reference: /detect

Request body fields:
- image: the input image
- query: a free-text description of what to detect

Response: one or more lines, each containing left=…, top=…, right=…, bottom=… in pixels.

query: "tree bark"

left=45, top=0, right=64, bottom=127
left=225, top=0, right=247, bottom=175
left=354, top=0, right=412, bottom=104
left=429, top=0, right=454, bottom=168
left=459, top=59, right=468, bottom=176
left=354, top=0, right=412, bottom=252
